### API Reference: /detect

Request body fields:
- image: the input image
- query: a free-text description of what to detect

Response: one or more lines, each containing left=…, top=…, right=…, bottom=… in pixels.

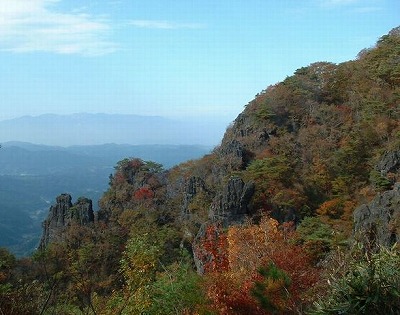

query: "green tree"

left=296, top=217, right=335, bottom=262
left=252, top=262, right=291, bottom=314
left=147, top=256, right=206, bottom=315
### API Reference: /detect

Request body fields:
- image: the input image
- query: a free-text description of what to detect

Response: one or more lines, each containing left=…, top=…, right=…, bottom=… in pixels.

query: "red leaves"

left=133, top=187, right=154, bottom=201
left=196, top=217, right=319, bottom=314
left=194, top=224, right=229, bottom=274
left=205, top=273, right=267, bottom=315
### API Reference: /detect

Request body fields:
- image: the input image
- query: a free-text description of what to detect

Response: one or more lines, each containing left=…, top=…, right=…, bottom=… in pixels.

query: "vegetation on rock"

left=1, top=26, right=400, bottom=314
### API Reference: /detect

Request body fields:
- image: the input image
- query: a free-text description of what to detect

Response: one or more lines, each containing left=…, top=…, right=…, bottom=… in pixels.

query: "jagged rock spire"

left=39, top=194, right=94, bottom=250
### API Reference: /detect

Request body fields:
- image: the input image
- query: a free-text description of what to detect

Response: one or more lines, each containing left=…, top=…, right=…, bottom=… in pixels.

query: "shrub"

left=310, top=245, right=400, bottom=314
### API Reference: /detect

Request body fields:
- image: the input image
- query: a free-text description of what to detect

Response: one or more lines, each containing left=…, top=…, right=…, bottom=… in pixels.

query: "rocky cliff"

left=38, top=27, right=400, bottom=272
left=354, top=183, right=400, bottom=248
left=209, top=176, right=254, bottom=223
left=39, top=194, right=94, bottom=249
left=354, top=148, right=400, bottom=248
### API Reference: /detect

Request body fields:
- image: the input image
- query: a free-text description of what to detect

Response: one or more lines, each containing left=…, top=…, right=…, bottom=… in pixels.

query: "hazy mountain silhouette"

left=0, top=113, right=225, bottom=146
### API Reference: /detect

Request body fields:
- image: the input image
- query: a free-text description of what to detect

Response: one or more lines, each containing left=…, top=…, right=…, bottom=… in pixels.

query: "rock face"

left=181, top=176, right=209, bottom=217
left=376, top=149, right=400, bottom=176
left=353, top=183, right=400, bottom=248
left=222, top=111, right=271, bottom=152
left=217, top=139, right=249, bottom=169
left=192, top=177, right=254, bottom=274
left=39, top=194, right=94, bottom=249
left=209, top=177, right=254, bottom=224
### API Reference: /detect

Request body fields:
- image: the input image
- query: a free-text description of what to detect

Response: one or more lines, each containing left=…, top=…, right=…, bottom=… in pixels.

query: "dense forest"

left=1, top=27, right=400, bottom=314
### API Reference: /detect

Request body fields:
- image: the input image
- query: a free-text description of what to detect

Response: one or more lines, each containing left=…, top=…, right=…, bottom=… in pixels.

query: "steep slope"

left=83, top=27, right=400, bottom=284
left=5, top=26, right=400, bottom=314
left=175, top=27, right=399, bottom=235
left=94, top=26, right=400, bottom=255
left=354, top=147, right=400, bottom=247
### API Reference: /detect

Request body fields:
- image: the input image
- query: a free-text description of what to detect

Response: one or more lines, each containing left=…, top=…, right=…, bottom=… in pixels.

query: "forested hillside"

left=1, top=27, right=399, bottom=314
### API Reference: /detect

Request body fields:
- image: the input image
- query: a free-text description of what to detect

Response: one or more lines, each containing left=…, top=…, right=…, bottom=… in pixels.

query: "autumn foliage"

left=196, top=217, right=320, bottom=314
left=1, top=27, right=400, bottom=314
left=133, top=187, right=154, bottom=201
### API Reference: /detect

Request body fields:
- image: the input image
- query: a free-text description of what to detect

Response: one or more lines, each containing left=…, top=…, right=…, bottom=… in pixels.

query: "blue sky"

left=0, top=0, right=399, bottom=129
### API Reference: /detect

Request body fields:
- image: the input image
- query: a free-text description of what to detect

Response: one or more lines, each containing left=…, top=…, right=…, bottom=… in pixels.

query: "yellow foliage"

left=227, top=217, right=279, bottom=278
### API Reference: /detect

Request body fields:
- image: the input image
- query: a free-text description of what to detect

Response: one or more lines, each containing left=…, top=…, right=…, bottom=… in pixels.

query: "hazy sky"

left=0, top=0, right=399, bottom=127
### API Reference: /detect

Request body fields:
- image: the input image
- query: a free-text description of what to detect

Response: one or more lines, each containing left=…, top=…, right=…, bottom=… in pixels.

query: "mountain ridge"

left=0, top=112, right=226, bottom=146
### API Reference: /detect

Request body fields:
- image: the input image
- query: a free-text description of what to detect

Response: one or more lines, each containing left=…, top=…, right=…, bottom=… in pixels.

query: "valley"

left=0, top=142, right=211, bottom=256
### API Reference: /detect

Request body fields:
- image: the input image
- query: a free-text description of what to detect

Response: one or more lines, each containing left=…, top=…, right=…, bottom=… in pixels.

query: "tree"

left=295, top=216, right=335, bottom=262
left=146, top=256, right=207, bottom=315
left=199, top=217, right=319, bottom=314
left=251, top=262, right=291, bottom=314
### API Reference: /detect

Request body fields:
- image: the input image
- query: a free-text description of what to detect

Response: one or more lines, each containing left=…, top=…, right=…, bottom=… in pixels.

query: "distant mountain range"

left=0, top=113, right=226, bottom=146
left=0, top=141, right=212, bottom=175
left=0, top=141, right=211, bottom=256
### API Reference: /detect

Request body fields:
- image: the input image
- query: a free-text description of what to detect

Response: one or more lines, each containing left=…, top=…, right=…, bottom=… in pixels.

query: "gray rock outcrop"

left=181, top=176, right=209, bottom=217
left=353, top=183, right=400, bottom=248
left=209, top=176, right=254, bottom=224
left=192, top=177, right=254, bottom=274
left=376, top=149, right=400, bottom=176
left=39, top=194, right=94, bottom=249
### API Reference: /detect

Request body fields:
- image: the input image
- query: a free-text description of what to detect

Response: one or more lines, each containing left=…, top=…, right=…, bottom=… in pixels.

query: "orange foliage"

left=341, top=200, right=356, bottom=221
left=0, top=272, right=7, bottom=283
left=128, top=158, right=144, bottom=169
left=256, top=148, right=274, bottom=160
left=317, top=198, right=356, bottom=222
left=317, top=198, right=343, bottom=219
left=227, top=217, right=280, bottom=277
left=309, top=157, right=331, bottom=191
left=199, top=217, right=319, bottom=314
left=113, top=172, right=126, bottom=185
left=205, top=273, right=267, bottom=315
